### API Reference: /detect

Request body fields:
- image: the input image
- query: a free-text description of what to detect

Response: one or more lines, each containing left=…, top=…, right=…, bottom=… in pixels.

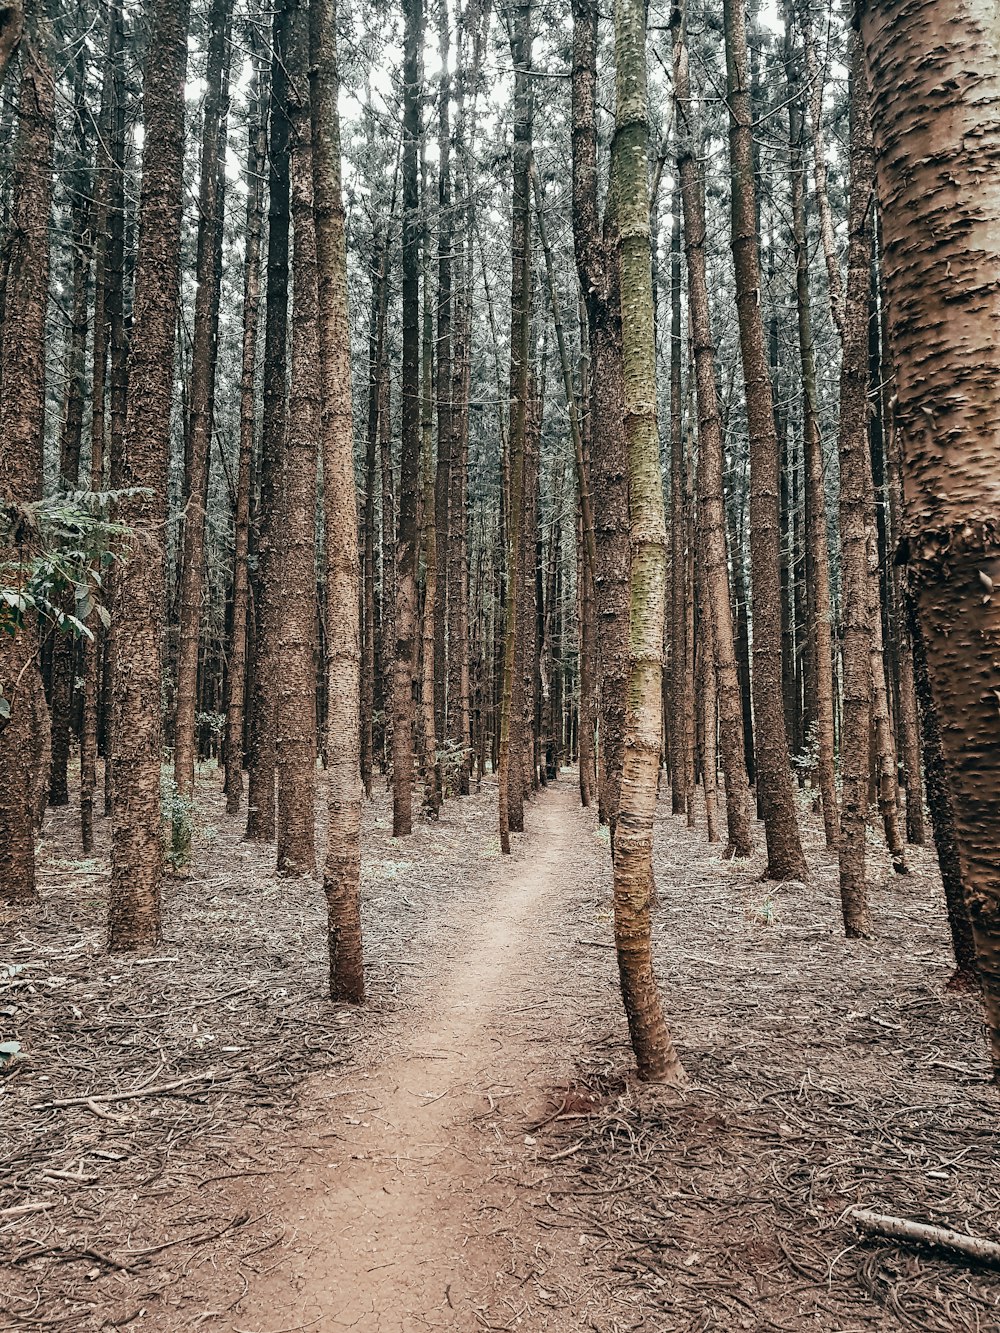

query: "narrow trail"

left=236, top=784, right=594, bottom=1333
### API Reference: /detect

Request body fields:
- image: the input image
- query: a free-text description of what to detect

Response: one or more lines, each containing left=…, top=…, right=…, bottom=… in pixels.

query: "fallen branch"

left=34, top=1071, right=228, bottom=1111
left=851, top=1207, right=1000, bottom=1268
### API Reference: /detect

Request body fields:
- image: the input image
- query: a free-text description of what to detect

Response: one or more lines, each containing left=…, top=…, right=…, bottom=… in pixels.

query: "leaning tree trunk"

left=311, top=0, right=364, bottom=1001
left=108, top=0, right=191, bottom=949
left=610, top=0, right=686, bottom=1086
left=276, top=0, right=319, bottom=877
left=671, top=0, right=752, bottom=858
left=722, top=0, right=807, bottom=882
left=836, top=35, right=876, bottom=940
left=0, top=4, right=54, bottom=905
left=860, top=0, right=1000, bottom=1072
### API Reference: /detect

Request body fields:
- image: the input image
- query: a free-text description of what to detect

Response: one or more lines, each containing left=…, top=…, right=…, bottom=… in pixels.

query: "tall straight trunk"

left=786, top=23, right=837, bottom=847
left=108, top=0, right=191, bottom=948
left=669, top=195, right=690, bottom=819
left=50, top=48, right=92, bottom=809
left=419, top=170, right=441, bottom=816
left=869, top=541, right=908, bottom=873
left=697, top=548, right=720, bottom=844
left=0, top=0, right=53, bottom=905
left=379, top=353, right=396, bottom=777
left=610, top=0, right=685, bottom=1085
left=173, top=0, right=232, bottom=854
left=276, top=0, right=320, bottom=876
left=860, top=0, right=1000, bottom=1068
left=498, top=0, right=532, bottom=854
left=360, top=240, right=381, bottom=799
left=671, top=0, right=752, bottom=857
left=571, top=0, right=629, bottom=834
left=722, top=0, right=807, bottom=881
left=311, top=0, right=364, bottom=1000
left=246, top=0, right=291, bottom=842
left=224, top=29, right=266, bottom=817
left=393, top=0, right=422, bottom=837
left=433, top=0, right=453, bottom=752
left=836, top=35, right=875, bottom=940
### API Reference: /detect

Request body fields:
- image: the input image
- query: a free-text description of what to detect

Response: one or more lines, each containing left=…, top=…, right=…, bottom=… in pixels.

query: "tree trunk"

left=860, top=0, right=1000, bottom=1068
left=671, top=1, right=753, bottom=858
left=246, top=0, right=291, bottom=843
left=420, top=162, right=441, bottom=817
left=173, top=0, right=232, bottom=864
left=836, top=34, right=876, bottom=940
left=723, top=0, right=807, bottom=881
left=433, top=0, right=453, bottom=757
left=311, top=0, right=364, bottom=1000
left=224, top=31, right=266, bottom=817
left=0, top=1, right=53, bottom=905
left=393, top=0, right=422, bottom=838
left=669, top=194, right=691, bottom=820
left=610, top=0, right=685, bottom=1085
left=275, top=0, right=320, bottom=877
left=108, top=0, right=191, bottom=948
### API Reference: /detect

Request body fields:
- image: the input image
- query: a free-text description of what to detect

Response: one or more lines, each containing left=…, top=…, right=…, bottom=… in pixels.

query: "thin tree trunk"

left=224, top=28, right=266, bottom=817
left=836, top=34, right=876, bottom=939
left=669, top=194, right=691, bottom=820
left=0, top=1, right=53, bottom=904
left=108, top=0, right=191, bottom=948
left=420, top=163, right=441, bottom=817
left=723, top=0, right=807, bottom=881
left=610, top=0, right=685, bottom=1085
left=311, top=0, right=364, bottom=1000
left=433, top=0, right=453, bottom=757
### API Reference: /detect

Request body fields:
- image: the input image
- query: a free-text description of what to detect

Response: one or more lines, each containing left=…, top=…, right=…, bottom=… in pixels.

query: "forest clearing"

left=3, top=0, right=1000, bottom=1328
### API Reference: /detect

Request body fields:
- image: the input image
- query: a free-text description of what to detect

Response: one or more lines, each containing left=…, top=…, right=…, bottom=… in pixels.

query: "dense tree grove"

left=1, top=0, right=998, bottom=1083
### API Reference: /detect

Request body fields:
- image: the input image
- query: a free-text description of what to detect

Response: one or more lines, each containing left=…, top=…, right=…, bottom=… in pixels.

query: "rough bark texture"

left=245, top=0, right=290, bottom=843
left=224, top=36, right=266, bottom=817
left=672, top=1, right=752, bottom=858
left=836, top=36, right=876, bottom=940
left=0, top=0, right=23, bottom=89
left=393, top=0, right=422, bottom=838
left=276, top=0, right=319, bottom=877
left=0, top=8, right=53, bottom=904
left=610, top=0, right=685, bottom=1086
left=860, top=0, right=1000, bottom=1066
left=311, top=0, right=364, bottom=1001
left=723, top=0, right=807, bottom=882
left=173, top=0, right=231, bottom=855
left=108, top=0, right=191, bottom=949
left=420, top=172, right=441, bottom=817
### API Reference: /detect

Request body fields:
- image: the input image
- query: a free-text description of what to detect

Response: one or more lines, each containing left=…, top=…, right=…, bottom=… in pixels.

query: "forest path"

left=234, top=782, right=594, bottom=1333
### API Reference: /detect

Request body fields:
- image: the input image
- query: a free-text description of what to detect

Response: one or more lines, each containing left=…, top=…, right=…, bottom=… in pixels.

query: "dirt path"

left=234, top=784, right=594, bottom=1333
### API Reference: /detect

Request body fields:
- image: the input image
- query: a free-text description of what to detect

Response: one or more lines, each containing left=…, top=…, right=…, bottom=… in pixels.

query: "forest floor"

left=2, top=769, right=999, bottom=1332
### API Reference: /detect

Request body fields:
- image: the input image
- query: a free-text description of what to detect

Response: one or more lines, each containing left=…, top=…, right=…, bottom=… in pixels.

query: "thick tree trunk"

left=275, top=0, right=320, bottom=876
left=224, top=37, right=266, bottom=817
left=108, top=0, right=191, bottom=948
left=173, top=0, right=232, bottom=863
left=860, top=0, right=1000, bottom=1067
left=393, top=0, right=422, bottom=837
left=246, top=0, right=290, bottom=843
left=0, top=4, right=53, bottom=904
left=311, top=0, right=364, bottom=1000
left=433, top=0, right=453, bottom=757
left=723, top=0, right=807, bottom=881
left=836, top=36, right=876, bottom=940
left=420, top=175, right=442, bottom=817
left=610, top=0, right=685, bottom=1085
left=671, top=1, right=753, bottom=858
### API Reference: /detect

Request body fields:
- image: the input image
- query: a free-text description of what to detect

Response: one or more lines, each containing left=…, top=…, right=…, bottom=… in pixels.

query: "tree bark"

left=722, top=0, right=807, bottom=881
left=108, top=0, right=191, bottom=948
left=860, top=0, right=1000, bottom=1067
left=311, top=0, right=364, bottom=1000
left=610, top=0, right=685, bottom=1085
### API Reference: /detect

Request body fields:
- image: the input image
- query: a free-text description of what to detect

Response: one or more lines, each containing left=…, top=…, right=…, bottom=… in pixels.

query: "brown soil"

left=2, top=772, right=999, bottom=1332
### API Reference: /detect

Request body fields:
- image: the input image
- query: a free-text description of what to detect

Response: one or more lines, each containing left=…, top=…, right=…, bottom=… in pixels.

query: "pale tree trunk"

left=498, top=0, right=532, bottom=855
left=860, top=0, right=1000, bottom=1067
left=836, top=35, right=875, bottom=940
left=311, top=0, right=364, bottom=1001
left=723, top=0, right=807, bottom=881
left=173, top=0, right=232, bottom=864
left=276, top=0, right=319, bottom=876
left=671, top=0, right=753, bottom=858
left=393, top=0, right=422, bottom=837
left=786, top=17, right=838, bottom=848
left=246, top=0, right=290, bottom=843
left=610, top=0, right=685, bottom=1086
left=0, top=1, right=54, bottom=905
left=224, top=30, right=266, bottom=817
left=108, top=0, right=191, bottom=948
